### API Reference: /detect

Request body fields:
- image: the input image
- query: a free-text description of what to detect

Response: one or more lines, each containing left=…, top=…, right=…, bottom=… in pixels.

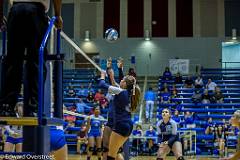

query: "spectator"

left=160, top=83, right=170, bottom=93
left=144, top=87, right=156, bottom=123
left=184, top=111, right=195, bottom=128
left=145, top=125, right=157, bottom=155
left=77, top=85, right=88, bottom=97
left=201, top=89, right=211, bottom=104
left=220, top=110, right=240, bottom=160
left=172, top=110, right=181, bottom=124
left=132, top=124, right=143, bottom=155
left=86, top=91, right=94, bottom=103
left=174, top=72, right=183, bottom=84
left=67, top=85, right=76, bottom=97
left=160, top=88, right=171, bottom=104
left=75, top=98, right=87, bottom=114
left=76, top=123, right=88, bottom=154
left=94, top=89, right=104, bottom=102
left=184, top=76, right=194, bottom=88
left=206, top=79, right=217, bottom=92
left=212, top=87, right=224, bottom=103
left=194, top=75, right=204, bottom=88
left=191, top=89, right=202, bottom=104
left=162, top=67, right=172, bottom=80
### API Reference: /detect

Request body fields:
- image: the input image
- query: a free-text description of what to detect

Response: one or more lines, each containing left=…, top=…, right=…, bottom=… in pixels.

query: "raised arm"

left=99, top=71, right=123, bottom=95
left=53, top=0, right=63, bottom=29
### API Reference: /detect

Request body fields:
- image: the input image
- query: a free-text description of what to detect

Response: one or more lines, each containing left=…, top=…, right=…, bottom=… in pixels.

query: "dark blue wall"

left=62, top=3, right=74, bottom=38
left=225, top=0, right=240, bottom=36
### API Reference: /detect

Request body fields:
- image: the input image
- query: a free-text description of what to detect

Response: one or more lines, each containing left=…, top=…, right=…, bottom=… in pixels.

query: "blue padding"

left=179, top=128, right=205, bottom=132
left=67, top=141, right=77, bottom=145
left=196, top=134, right=214, bottom=140
left=181, top=108, right=236, bottom=113
left=66, top=127, right=80, bottom=132
left=65, top=134, right=77, bottom=139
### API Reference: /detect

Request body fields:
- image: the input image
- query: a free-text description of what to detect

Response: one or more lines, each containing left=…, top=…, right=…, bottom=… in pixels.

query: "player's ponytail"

left=124, top=75, right=141, bottom=112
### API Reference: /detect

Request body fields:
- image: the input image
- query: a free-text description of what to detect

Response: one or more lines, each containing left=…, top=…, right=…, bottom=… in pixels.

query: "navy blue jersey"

left=156, top=119, right=178, bottom=147
left=99, top=80, right=131, bottom=123
left=106, top=68, right=124, bottom=127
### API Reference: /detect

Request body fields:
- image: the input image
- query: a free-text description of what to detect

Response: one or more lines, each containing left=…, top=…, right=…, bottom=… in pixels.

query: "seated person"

left=184, top=76, right=194, bottom=88
left=132, top=124, right=143, bottom=154
left=77, top=123, right=88, bottom=154
left=86, top=91, right=95, bottom=103
left=75, top=98, right=88, bottom=114
left=184, top=111, right=196, bottom=128
left=160, top=83, right=170, bottom=93
left=212, top=87, right=224, bottom=103
left=191, top=89, right=202, bottom=104
left=201, top=89, right=211, bottom=104
left=172, top=110, right=181, bottom=124
left=194, top=75, right=204, bottom=88
left=174, top=72, right=183, bottom=84
left=145, top=125, right=157, bottom=155
left=206, top=79, right=217, bottom=92
left=77, top=85, right=89, bottom=97
left=160, top=88, right=171, bottom=104
left=67, top=85, right=76, bottom=97
left=162, top=67, right=172, bottom=80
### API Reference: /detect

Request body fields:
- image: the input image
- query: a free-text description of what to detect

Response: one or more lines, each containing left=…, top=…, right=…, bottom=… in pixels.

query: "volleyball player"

left=50, top=125, right=68, bottom=160
left=156, top=108, right=185, bottom=160
left=220, top=110, right=240, bottom=160
left=86, top=106, right=105, bottom=160
left=99, top=69, right=140, bottom=160
left=4, top=102, right=23, bottom=152
left=102, top=57, right=124, bottom=160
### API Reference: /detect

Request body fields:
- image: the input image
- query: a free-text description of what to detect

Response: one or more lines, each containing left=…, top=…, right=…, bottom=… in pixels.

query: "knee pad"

left=89, top=147, right=95, bottom=152
left=102, top=147, right=109, bottom=152
left=96, top=148, right=102, bottom=152
left=107, top=156, right=115, bottom=160
left=177, top=156, right=185, bottom=160
left=117, top=147, right=123, bottom=153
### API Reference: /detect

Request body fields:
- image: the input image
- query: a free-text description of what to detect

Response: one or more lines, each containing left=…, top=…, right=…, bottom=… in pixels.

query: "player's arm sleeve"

left=156, top=121, right=162, bottom=143
left=168, top=121, right=178, bottom=145
left=118, top=68, right=124, bottom=82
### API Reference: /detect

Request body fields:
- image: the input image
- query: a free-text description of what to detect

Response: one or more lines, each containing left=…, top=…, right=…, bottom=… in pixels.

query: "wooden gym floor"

left=69, top=155, right=218, bottom=160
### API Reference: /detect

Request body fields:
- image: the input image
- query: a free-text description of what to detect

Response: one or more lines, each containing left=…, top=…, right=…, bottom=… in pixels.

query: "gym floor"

left=70, top=155, right=218, bottom=160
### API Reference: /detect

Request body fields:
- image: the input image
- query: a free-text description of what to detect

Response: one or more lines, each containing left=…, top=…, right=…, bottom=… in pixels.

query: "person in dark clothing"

left=156, top=108, right=185, bottom=160
left=0, top=0, right=62, bottom=116
left=99, top=70, right=141, bottom=160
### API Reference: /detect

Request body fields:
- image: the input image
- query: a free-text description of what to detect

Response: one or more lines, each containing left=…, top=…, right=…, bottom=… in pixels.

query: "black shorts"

left=113, top=120, right=133, bottom=137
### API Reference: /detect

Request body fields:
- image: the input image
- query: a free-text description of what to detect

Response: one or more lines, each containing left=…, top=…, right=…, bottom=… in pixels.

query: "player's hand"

left=107, top=57, right=112, bottom=68
left=100, top=70, right=106, bottom=79
left=117, top=57, right=123, bottom=68
left=55, top=16, right=63, bottom=29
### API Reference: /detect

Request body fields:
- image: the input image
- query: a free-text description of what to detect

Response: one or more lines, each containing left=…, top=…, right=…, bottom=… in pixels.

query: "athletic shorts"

left=50, top=129, right=66, bottom=151
left=6, top=136, right=23, bottom=144
left=113, top=120, right=133, bottom=137
left=88, top=131, right=101, bottom=138
left=106, top=118, right=113, bottom=128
